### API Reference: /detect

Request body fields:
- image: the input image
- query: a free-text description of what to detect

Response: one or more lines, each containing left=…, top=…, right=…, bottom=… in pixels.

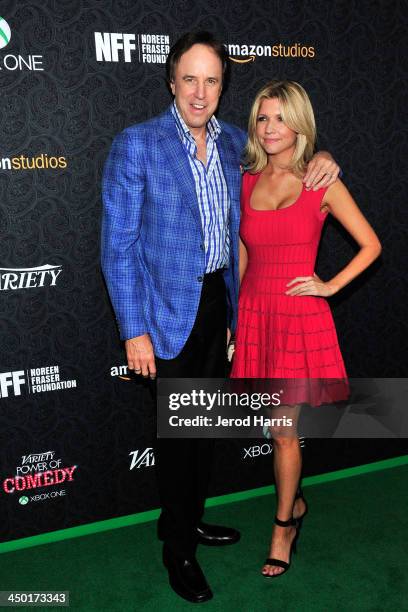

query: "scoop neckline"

left=246, top=172, right=305, bottom=214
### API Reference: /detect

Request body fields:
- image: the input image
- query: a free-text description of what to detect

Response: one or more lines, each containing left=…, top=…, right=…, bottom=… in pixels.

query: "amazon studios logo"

left=110, top=364, right=132, bottom=380
left=0, top=154, right=67, bottom=171
left=227, top=42, right=315, bottom=62
left=0, top=15, right=44, bottom=71
left=0, top=264, right=62, bottom=291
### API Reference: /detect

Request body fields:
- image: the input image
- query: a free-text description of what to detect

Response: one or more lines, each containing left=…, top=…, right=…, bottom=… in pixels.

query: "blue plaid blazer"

left=101, top=106, right=246, bottom=359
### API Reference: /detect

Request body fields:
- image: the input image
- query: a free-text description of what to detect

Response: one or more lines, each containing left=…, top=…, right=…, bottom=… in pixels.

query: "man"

left=101, top=31, right=339, bottom=603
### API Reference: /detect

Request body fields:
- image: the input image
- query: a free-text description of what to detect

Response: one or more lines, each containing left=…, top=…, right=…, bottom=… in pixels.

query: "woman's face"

left=255, top=97, right=297, bottom=157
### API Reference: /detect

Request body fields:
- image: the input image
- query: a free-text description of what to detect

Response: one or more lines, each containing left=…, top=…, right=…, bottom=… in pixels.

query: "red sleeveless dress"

left=230, top=172, right=349, bottom=405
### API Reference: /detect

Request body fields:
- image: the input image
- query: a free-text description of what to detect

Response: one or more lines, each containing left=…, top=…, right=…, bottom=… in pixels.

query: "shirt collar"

left=171, top=101, right=221, bottom=141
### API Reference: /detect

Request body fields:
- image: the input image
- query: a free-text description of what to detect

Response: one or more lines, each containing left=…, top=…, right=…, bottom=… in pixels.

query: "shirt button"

left=197, top=276, right=203, bottom=282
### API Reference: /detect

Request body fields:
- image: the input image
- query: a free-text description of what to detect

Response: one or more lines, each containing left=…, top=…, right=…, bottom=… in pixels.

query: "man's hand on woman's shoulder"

left=304, top=151, right=340, bottom=191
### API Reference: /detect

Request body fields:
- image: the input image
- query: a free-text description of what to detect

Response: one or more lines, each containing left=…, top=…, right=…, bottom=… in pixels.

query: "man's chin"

left=187, top=115, right=208, bottom=125
left=183, top=111, right=213, bottom=129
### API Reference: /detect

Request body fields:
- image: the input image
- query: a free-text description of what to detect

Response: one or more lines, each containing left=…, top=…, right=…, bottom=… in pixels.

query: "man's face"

left=170, top=44, right=223, bottom=134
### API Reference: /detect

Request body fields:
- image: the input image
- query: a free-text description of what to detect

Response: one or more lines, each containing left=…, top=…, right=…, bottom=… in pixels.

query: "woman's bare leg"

left=262, top=406, right=302, bottom=576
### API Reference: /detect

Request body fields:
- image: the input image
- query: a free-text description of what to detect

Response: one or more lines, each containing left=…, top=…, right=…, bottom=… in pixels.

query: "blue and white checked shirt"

left=171, top=101, right=230, bottom=272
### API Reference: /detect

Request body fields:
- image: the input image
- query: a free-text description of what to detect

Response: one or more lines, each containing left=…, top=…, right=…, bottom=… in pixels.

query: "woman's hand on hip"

left=285, top=273, right=338, bottom=297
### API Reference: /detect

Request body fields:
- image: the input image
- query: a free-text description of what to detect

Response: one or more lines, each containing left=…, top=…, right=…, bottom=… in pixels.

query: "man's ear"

left=169, top=80, right=175, bottom=95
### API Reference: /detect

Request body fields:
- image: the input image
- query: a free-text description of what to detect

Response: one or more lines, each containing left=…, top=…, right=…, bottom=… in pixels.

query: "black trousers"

left=154, top=270, right=227, bottom=558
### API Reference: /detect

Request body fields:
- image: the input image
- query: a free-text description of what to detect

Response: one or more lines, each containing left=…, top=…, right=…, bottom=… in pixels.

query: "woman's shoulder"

left=240, top=171, right=260, bottom=210
left=242, top=170, right=261, bottom=182
left=241, top=170, right=261, bottom=194
left=323, top=178, right=348, bottom=200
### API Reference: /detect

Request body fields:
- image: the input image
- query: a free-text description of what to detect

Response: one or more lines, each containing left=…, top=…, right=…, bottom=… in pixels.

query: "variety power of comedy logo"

left=2, top=450, right=78, bottom=506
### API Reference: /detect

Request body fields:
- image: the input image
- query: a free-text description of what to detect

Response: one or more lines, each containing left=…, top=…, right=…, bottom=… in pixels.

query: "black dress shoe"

left=196, top=522, right=241, bottom=546
left=162, top=545, right=213, bottom=603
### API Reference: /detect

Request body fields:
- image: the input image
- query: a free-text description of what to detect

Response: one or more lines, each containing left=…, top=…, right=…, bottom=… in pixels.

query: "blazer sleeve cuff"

left=119, top=322, right=149, bottom=342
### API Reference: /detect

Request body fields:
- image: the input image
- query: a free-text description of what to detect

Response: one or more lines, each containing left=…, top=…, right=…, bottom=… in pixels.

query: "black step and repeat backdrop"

left=1, top=1, right=407, bottom=544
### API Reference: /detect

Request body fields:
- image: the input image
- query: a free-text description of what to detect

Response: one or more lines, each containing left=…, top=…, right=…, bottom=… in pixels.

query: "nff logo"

left=95, top=32, right=136, bottom=62
left=94, top=32, right=170, bottom=64
left=0, top=371, right=25, bottom=398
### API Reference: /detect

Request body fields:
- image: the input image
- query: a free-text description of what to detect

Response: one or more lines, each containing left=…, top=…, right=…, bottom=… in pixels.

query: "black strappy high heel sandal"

left=262, top=516, right=298, bottom=578
left=294, top=488, right=308, bottom=531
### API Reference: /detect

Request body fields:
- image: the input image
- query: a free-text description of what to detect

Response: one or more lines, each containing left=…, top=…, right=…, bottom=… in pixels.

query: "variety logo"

left=227, top=42, right=315, bottom=63
left=129, top=448, right=155, bottom=469
left=0, top=154, right=67, bottom=171
left=0, top=264, right=62, bottom=291
left=0, top=365, right=77, bottom=399
left=3, top=450, right=77, bottom=505
left=95, top=32, right=170, bottom=64
left=0, top=15, right=44, bottom=71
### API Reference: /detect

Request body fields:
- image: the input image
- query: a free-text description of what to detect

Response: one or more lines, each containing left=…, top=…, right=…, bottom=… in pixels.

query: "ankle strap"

left=274, top=516, right=296, bottom=527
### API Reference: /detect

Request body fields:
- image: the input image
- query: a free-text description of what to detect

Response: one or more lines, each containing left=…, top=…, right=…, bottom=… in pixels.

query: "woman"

left=230, top=80, right=381, bottom=577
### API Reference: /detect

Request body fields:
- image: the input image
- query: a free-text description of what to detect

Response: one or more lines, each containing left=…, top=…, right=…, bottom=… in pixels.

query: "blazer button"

left=197, top=275, right=203, bottom=282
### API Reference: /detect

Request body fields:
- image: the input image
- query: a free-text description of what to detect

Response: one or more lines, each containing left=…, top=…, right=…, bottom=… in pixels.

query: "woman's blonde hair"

left=245, top=80, right=316, bottom=175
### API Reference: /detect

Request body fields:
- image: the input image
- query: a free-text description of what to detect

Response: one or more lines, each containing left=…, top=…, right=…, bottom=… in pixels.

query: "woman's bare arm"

left=239, top=238, right=248, bottom=284
left=286, top=179, right=382, bottom=297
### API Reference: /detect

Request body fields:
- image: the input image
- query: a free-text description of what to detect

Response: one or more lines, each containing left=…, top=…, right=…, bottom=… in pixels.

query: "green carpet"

left=1, top=465, right=407, bottom=611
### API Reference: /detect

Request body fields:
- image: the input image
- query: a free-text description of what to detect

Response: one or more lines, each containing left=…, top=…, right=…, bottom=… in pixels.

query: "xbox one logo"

left=0, top=16, right=11, bottom=50
left=19, top=495, right=29, bottom=505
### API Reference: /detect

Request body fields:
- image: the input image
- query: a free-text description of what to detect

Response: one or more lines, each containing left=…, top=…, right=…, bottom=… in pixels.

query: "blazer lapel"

left=217, top=130, right=241, bottom=205
left=158, top=110, right=203, bottom=235
left=156, top=109, right=241, bottom=235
